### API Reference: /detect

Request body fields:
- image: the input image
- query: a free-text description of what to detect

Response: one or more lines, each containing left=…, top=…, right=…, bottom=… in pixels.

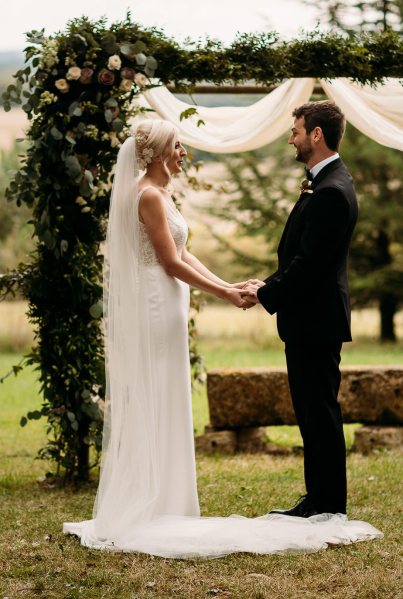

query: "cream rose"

left=119, top=78, right=133, bottom=92
left=66, top=66, right=82, bottom=80
left=107, top=55, right=122, bottom=70
left=55, top=78, right=69, bottom=93
left=134, top=72, right=148, bottom=88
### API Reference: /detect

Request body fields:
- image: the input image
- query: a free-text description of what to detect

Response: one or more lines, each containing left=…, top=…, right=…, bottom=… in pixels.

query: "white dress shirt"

left=310, top=153, right=339, bottom=179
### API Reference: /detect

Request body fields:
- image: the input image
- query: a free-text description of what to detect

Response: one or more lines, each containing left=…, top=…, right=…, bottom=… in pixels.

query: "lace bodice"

left=137, top=187, right=188, bottom=266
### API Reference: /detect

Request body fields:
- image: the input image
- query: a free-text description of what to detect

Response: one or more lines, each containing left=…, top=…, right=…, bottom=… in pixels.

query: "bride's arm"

left=139, top=188, right=251, bottom=308
left=181, top=248, right=234, bottom=287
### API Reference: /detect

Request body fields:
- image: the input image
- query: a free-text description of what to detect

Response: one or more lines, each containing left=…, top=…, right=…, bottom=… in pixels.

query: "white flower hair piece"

left=135, top=133, right=154, bottom=170
left=137, top=148, right=154, bottom=170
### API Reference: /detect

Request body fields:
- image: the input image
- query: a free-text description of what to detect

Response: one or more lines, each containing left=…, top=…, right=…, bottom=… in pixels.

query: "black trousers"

left=285, top=342, right=347, bottom=514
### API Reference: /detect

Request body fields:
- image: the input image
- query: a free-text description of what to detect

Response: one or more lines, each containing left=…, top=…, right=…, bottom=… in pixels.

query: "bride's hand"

left=222, top=288, right=256, bottom=308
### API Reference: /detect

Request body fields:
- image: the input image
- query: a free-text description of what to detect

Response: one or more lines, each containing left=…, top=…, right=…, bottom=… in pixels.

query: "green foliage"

left=305, top=0, right=403, bottom=34
left=0, top=16, right=160, bottom=482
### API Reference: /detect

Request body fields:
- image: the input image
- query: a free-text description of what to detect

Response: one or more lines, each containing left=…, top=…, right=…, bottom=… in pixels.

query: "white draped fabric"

left=321, top=78, right=403, bottom=151
left=141, top=78, right=403, bottom=152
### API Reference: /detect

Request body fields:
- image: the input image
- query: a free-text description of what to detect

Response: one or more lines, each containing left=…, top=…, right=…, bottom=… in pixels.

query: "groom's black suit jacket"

left=257, top=158, right=358, bottom=344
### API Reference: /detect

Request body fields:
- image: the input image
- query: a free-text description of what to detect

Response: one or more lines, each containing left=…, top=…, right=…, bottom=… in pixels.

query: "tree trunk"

left=379, top=294, right=397, bottom=342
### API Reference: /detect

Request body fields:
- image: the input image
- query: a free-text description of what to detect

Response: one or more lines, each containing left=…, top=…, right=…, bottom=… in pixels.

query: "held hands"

left=226, top=279, right=265, bottom=309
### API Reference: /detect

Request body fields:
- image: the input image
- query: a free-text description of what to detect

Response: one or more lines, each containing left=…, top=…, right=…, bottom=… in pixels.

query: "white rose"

left=55, top=79, right=69, bottom=93
left=66, top=66, right=81, bottom=80
left=107, top=55, right=122, bottom=70
left=134, top=73, right=148, bottom=88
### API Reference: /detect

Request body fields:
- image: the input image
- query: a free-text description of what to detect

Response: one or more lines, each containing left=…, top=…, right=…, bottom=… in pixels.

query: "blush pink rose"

left=97, top=69, right=115, bottom=86
left=79, top=67, right=94, bottom=84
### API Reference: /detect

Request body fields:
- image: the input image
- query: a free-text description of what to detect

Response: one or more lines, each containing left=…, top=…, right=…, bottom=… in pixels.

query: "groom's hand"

left=241, top=283, right=262, bottom=305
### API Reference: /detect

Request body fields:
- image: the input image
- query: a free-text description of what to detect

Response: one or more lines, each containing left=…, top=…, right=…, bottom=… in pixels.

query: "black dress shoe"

left=269, top=496, right=320, bottom=518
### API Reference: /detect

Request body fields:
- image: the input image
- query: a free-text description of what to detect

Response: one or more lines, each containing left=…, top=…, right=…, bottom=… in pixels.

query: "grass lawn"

left=0, top=344, right=402, bottom=598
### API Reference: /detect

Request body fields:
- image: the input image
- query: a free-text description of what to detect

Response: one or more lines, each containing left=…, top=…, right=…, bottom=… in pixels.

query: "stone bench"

left=196, top=366, right=403, bottom=454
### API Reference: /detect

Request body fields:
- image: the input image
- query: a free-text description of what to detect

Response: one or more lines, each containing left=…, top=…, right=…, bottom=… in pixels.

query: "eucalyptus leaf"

left=71, top=420, right=79, bottom=431
left=104, top=97, right=118, bottom=108
left=145, top=56, right=157, bottom=70
left=112, top=118, right=124, bottom=133
left=104, top=109, right=113, bottom=123
left=50, top=127, right=63, bottom=140
left=89, top=301, right=103, bottom=319
left=65, top=155, right=82, bottom=179
left=119, top=43, right=137, bottom=60
left=135, top=53, right=147, bottom=66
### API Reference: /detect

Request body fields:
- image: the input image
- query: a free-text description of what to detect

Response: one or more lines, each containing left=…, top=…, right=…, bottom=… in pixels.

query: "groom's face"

left=288, top=117, right=313, bottom=164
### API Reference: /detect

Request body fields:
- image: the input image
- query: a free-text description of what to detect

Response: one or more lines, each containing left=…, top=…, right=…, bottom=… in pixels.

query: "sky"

left=0, top=0, right=322, bottom=52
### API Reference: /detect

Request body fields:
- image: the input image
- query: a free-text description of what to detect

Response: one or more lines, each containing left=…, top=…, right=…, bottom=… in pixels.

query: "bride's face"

left=165, top=138, right=187, bottom=174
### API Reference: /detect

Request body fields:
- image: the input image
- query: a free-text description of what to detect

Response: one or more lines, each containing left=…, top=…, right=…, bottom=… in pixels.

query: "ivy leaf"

left=20, top=416, right=28, bottom=427
left=133, top=40, right=147, bottom=53
left=197, top=119, right=205, bottom=127
left=28, top=410, right=42, bottom=420
left=180, top=107, right=198, bottom=121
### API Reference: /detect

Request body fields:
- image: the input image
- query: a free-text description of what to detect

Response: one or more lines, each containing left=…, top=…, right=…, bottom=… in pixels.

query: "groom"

left=244, top=101, right=358, bottom=517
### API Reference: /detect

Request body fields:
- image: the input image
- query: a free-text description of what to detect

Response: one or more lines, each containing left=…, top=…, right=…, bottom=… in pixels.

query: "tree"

left=307, top=0, right=403, bottom=33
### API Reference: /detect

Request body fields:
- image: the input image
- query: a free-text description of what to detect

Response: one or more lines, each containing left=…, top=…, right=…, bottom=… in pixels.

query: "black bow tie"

left=304, top=167, right=313, bottom=181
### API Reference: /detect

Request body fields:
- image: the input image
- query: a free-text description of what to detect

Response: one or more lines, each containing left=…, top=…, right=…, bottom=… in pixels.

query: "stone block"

left=195, top=430, right=237, bottom=454
left=207, top=366, right=403, bottom=428
left=354, top=426, right=403, bottom=453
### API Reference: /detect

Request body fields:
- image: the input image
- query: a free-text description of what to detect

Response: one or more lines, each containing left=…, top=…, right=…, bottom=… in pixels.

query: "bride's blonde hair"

left=132, top=119, right=178, bottom=175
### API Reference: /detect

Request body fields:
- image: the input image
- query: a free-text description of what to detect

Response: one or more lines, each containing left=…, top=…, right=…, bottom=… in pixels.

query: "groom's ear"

left=312, top=126, right=323, bottom=144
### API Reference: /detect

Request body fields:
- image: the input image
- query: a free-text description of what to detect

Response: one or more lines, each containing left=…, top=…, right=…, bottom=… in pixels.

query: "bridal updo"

left=132, top=119, right=178, bottom=172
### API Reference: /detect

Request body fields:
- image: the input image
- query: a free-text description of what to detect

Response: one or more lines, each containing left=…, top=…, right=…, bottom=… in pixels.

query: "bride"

left=63, top=119, right=382, bottom=558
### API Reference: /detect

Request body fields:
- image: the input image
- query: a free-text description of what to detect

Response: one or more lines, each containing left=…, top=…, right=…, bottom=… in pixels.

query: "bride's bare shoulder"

left=138, top=186, right=166, bottom=222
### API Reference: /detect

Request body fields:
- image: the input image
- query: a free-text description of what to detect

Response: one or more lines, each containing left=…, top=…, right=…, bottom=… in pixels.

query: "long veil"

left=93, top=135, right=160, bottom=542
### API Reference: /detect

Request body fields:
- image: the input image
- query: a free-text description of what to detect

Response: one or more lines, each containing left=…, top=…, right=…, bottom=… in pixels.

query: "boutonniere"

left=299, top=179, right=314, bottom=194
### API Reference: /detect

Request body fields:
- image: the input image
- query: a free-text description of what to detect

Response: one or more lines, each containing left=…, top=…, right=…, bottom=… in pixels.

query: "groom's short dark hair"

left=292, top=101, right=346, bottom=151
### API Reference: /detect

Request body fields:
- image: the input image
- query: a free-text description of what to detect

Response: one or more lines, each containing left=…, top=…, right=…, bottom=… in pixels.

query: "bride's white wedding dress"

left=63, top=140, right=382, bottom=558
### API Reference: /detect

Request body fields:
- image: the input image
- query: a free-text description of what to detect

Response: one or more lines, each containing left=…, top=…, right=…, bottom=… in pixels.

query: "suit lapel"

left=310, top=157, right=343, bottom=189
